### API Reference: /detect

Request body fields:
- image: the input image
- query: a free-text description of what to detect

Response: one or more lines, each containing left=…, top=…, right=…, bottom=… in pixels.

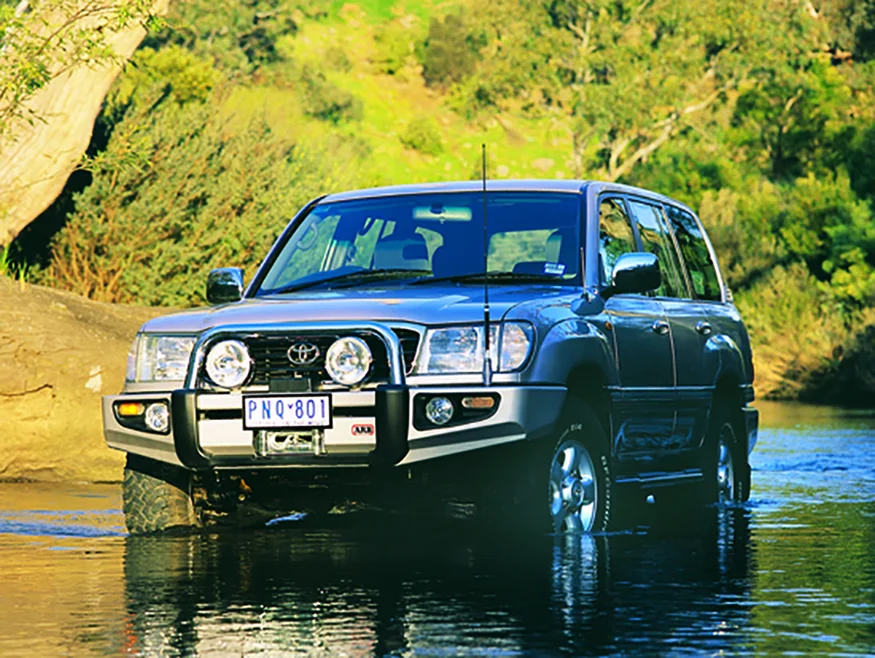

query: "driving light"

left=144, top=402, right=170, bottom=433
left=425, top=397, right=454, bottom=425
left=205, top=339, right=251, bottom=388
left=325, top=336, right=372, bottom=386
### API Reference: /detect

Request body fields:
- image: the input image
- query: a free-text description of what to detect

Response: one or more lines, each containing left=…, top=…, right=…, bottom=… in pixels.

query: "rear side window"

left=628, top=200, right=686, bottom=298
left=665, top=205, right=722, bottom=301
left=598, top=198, right=637, bottom=285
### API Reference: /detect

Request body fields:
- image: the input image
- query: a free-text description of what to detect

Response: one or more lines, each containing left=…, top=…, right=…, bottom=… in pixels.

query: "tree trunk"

left=0, top=0, right=170, bottom=247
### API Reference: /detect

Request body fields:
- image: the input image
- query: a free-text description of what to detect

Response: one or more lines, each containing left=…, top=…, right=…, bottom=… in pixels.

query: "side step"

left=615, top=469, right=703, bottom=488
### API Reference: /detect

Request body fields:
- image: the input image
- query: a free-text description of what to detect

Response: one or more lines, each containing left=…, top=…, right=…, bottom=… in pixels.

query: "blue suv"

left=104, top=180, right=758, bottom=534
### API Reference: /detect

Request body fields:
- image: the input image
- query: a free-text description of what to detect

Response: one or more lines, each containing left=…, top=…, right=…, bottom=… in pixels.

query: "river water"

left=0, top=402, right=873, bottom=657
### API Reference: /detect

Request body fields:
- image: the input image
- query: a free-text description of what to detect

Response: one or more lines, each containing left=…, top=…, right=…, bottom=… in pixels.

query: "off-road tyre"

left=701, top=404, right=749, bottom=504
left=657, top=404, right=749, bottom=511
left=533, top=400, right=614, bottom=533
left=123, top=454, right=199, bottom=535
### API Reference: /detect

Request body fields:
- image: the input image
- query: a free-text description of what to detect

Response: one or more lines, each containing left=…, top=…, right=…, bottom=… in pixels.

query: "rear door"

left=628, top=198, right=710, bottom=454
left=599, top=196, right=676, bottom=462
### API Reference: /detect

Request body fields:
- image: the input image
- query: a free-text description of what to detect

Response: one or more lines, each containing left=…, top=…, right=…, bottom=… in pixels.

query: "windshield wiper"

left=410, top=271, right=565, bottom=285
left=269, top=268, right=432, bottom=294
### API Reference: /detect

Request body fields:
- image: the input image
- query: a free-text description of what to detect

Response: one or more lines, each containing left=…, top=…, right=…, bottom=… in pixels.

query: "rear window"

left=664, top=205, right=722, bottom=301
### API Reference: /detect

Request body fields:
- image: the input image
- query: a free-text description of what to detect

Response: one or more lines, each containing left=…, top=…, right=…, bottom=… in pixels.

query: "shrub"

left=38, top=95, right=361, bottom=307
left=299, top=67, right=363, bottom=124
left=420, top=12, right=479, bottom=89
left=374, top=22, right=414, bottom=75
left=399, top=116, right=443, bottom=155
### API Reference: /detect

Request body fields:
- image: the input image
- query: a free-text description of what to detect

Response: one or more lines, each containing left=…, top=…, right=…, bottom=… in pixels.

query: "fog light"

left=425, top=397, right=454, bottom=426
left=144, top=402, right=170, bottom=433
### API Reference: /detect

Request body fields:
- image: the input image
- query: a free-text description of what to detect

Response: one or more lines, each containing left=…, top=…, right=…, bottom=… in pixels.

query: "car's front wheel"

left=122, top=454, right=199, bottom=535
left=541, top=402, right=613, bottom=533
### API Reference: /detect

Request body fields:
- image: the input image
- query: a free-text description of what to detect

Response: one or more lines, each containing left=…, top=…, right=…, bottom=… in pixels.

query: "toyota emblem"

left=287, top=341, right=320, bottom=366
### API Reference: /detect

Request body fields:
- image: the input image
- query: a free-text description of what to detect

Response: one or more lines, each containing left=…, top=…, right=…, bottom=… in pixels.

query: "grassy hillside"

left=7, top=0, right=875, bottom=403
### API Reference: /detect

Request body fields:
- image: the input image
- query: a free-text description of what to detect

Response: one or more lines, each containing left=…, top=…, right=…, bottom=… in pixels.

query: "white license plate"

left=243, top=395, right=332, bottom=429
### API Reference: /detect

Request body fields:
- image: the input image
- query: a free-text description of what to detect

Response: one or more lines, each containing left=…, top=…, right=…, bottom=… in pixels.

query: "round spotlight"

left=205, top=339, right=251, bottom=388
left=425, top=397, right=454, bottom=426
left=144, top=402, right=170, bottom=433
left=325, top=336, right=372, bottom=386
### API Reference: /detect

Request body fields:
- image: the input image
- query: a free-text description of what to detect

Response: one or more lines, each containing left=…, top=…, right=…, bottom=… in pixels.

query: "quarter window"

left=628, top=200, right=686, bottom=298
left=665, top=205, right=722, bottom=301
left=598, top=198, right=637, bottom=285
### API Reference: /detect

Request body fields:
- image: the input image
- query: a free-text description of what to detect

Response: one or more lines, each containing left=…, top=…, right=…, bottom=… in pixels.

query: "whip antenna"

left=481, top=144, right=492, bottom=387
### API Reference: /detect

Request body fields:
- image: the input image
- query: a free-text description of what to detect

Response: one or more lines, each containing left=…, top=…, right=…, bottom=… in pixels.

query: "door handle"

left=696, top=321, right=712, bottom=336
left=651, top=320, right=669, bottom=335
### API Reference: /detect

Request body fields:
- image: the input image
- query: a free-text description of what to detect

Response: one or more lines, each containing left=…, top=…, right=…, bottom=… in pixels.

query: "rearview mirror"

left=206, top=267, right=244, bottom=305
left=603, top=252, right=660, bottom=299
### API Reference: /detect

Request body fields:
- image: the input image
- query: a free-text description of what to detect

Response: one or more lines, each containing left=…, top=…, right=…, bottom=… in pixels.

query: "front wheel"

left=122, top=454, right=199, bottom=535
left=542, top=403, right=613, bottom=533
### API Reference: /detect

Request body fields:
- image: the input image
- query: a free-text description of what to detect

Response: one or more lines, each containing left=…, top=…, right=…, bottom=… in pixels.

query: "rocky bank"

left=0, top=279, right=163, bottom=482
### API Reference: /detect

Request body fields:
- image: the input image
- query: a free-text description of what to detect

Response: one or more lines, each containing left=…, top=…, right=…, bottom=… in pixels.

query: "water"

left=0, top=402, right=873, bottom=657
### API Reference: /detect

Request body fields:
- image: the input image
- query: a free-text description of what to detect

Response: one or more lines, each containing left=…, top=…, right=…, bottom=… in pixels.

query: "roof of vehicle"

left=320, top=179, right=589, bottom=203
left=318, top=179, right=695, bottom=215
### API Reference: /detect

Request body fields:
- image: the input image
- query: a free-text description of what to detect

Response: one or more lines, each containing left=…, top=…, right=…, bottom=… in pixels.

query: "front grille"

left=243, top=328, right=420, bottom=387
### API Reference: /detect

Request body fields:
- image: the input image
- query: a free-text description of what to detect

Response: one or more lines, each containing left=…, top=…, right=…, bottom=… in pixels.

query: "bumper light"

left=113, top=399, right=171, bottom=435
left=461, top=396, right=496, bottom=410
left=145, top=402, right=170, bottom=433
left=425, top=397, right=454, bottom=426
left=117, top=402, right=145, bottom=417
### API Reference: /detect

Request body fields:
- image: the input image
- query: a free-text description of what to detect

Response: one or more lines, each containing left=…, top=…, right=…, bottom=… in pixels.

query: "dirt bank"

left=0, top=279, right=164, bottom=482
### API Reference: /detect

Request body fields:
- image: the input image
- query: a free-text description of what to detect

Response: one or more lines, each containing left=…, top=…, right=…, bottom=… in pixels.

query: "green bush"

left=399, top=116, right=443, bottom=155
left=299, top=67, right=363, bottom=124
left=38, top=95, right=361, bottom=307
left=420, top=12, right=479, bottom=89
left=373, top=22, right=415, bottom=75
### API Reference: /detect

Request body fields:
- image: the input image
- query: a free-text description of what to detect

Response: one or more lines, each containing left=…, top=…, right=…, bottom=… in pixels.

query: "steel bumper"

left=103, top=385, right=567, bottom=471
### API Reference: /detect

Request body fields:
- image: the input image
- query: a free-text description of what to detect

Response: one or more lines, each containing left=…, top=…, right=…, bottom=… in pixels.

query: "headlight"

left=325, top=336, right=372, bottom=386
left=416, top=322, right=534, bottom=374
left=129, top=334, right=196, bottom=382
left=205, top=339, right=252, bottom=388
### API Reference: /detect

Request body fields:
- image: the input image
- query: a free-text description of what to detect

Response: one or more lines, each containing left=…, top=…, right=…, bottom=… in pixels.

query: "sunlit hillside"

left=5, top=0, right=875, bottom=403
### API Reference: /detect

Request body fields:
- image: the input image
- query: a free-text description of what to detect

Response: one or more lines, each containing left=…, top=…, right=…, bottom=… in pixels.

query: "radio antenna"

left=481, top=144, right=493, bottom=387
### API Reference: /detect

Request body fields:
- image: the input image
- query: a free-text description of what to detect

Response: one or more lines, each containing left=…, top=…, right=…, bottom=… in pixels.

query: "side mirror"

left=603, top=252, right=660, bottom=299
left=206, top=267, right=244, bottom=305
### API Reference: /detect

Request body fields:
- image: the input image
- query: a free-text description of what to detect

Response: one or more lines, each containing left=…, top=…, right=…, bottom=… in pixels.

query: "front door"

left=598, top=196, right=676, bottom=463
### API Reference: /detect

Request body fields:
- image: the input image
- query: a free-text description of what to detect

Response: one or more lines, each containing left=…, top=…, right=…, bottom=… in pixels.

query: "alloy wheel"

left=549, top=439, right=597, bottom=532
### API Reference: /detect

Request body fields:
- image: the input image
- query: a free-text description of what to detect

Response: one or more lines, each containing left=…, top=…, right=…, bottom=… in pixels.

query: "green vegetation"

left=0, top=0, right=157, bottom=138
left=14, top=0, right=875, bottom=403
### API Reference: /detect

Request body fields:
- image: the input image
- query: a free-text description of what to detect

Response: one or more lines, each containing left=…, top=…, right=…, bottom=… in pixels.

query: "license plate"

left=243, top=395, right=332, bottom=429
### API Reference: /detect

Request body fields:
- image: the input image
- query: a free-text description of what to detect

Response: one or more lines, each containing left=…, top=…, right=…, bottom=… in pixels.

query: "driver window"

left=598, top=198, right=636, bottom=285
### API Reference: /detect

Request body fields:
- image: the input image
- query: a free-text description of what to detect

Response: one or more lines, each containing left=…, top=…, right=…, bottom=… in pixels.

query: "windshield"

left=255, top=191, right=582, bottom=295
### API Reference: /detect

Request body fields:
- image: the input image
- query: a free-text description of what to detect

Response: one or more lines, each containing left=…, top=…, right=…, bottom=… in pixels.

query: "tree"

left=0, top=0, right=166, bottom=246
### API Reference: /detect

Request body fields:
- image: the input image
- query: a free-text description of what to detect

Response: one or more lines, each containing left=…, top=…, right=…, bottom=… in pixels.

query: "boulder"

left=0, top=279, right=164, bottom=482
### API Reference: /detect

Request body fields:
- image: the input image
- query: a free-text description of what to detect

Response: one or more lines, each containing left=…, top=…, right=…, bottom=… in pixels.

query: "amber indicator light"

left=117, top=402, right=145, bottom=417
left=461, top=396, right=496, bottom=410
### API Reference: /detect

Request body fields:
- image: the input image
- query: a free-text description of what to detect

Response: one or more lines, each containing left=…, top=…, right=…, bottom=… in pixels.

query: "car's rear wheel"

left=123, top=454, right=199, bottom=535
left=704, top=405, right=749, bottom=504
left=658, top=404, right=749, bottom=511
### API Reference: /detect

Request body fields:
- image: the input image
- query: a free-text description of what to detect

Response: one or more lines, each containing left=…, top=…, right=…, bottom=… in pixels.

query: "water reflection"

left=2, top=404, right=873, bottom=656
left=122, top=507, right=754, bottom=656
